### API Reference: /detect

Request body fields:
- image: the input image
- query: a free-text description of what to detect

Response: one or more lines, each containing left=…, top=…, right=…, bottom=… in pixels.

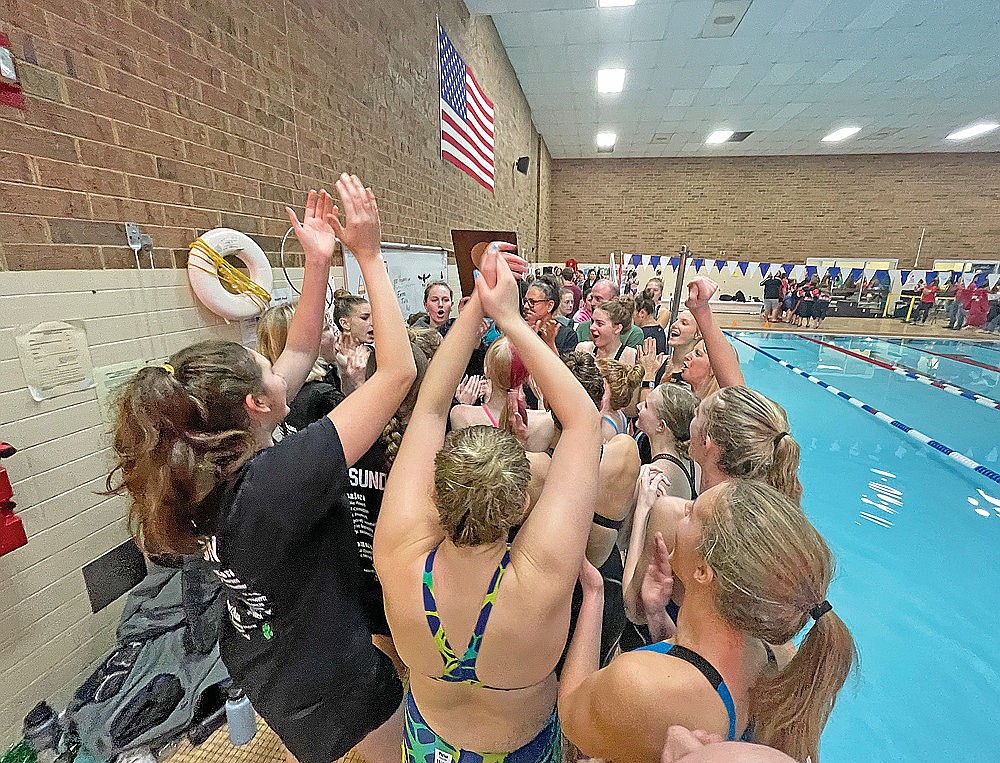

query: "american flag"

left=438, top=23, right=495, bottom=193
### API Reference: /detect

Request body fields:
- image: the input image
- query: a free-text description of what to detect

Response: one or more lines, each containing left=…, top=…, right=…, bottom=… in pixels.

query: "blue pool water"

left=730, top=332, right=1000, bottom=762
left=837, top=335, right=1000, bottom=399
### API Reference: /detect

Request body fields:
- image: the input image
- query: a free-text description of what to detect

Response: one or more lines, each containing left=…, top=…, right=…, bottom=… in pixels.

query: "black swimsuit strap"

left=651, top=453, right=698, bottom=498
left=592, top=512, right=624, bottom=531
left=614, top=343, right=627, bottom=360
left=664, top=644, right=725, bottom=691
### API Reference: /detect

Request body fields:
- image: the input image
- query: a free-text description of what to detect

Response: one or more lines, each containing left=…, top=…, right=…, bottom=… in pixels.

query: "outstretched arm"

left=272, top=189, right=335, bottom=401
left=375, top=251, right=502, bottom=561
left=685, top=277, right=745, bottom=388
left=327, top=174, right=416, bottom=465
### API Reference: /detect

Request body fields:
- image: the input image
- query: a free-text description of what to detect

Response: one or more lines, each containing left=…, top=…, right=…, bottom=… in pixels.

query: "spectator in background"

left=575, top=278, right=617, bottom=326
left=563, top=267, right=583, bottom=314
left=524, top=274, right=580, bottom=354
left=947, top=280, right=973, bottom=330
left=911, top=279, right=938, bottom=324
left=635, top=295, right=668, bottom=355
left=761, top=273, right=782, bottom=321
left=557, top=287, right=576, bottom=326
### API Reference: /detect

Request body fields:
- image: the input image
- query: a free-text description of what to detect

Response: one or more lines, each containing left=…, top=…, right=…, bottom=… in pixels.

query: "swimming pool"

left=730, top=332, right=1000, bottom=762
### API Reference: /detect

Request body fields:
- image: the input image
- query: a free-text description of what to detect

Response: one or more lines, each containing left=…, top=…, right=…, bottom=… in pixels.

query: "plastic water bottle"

left=22, top=702, right=61, bottom=763
left=224, top=686, right=257, bottom=746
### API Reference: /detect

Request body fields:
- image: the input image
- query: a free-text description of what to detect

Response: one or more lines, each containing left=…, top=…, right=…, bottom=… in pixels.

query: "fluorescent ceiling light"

left=597, top=68, right=626, bottom=93
left=596, top=131, right=617, bottom=148
left=945, top=122, right=999, bottom=141
left=822, top=126, right=862, bottom=142
left=705, top=129, right=734, bottom=144
left=599, top=0, right=636, bottom=5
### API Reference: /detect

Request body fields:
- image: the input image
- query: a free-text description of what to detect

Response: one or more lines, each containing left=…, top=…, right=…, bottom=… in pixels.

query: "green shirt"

left=575, top=321, right=644, bottom=348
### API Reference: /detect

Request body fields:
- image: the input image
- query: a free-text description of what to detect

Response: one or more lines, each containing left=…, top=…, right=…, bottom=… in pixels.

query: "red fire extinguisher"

left=0, top=442, right=28, bottom=556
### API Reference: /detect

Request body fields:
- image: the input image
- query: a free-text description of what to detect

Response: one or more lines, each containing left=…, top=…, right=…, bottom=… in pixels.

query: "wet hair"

left=104, top=340, right=263, bottom=554
left=407, top=327, right=442, bottom=361
left=595, top=298, right=633, bottom=332
left=482, top=337, right=530, bottom=432
left=256, top=303, right=326, bottom=382
left=596, top=358, right=644, bottom=410
left=634, top=296, right=656, bottom=318
left=527, top=274, right=561, bottom=308
left=561, top=351, right=605, bottom=408
left=423, top=280, right=453, bottom=303
left=333, top=293, right=368, bottom=332
left=561, top=267, right=576, bottom=280
left=647, top=384, right=697, bottom=459
left=698, top=387, right=802, bottom=501
left=434, top=426, right=530, bottom=546
left=366, top=335, right=431, bottom=468
left=704, top=480, right=857, bottom=762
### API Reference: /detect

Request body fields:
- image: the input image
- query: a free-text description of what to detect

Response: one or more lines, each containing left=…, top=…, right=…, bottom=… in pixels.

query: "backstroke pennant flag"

left=438, top=23, right=496, bottom=193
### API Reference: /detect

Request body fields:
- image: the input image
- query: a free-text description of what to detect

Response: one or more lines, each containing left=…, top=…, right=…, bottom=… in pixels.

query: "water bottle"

left=22, top=703, right=60, bottom=763
left=224, top=686, right=257, bottom=746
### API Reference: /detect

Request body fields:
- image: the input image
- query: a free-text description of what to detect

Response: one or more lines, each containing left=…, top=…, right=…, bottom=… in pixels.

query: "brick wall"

left=549, top=153, right=1000, bottom=267
left=0, top=0, right=549, bottom=744
left=1, top=0, right=550, bottom=272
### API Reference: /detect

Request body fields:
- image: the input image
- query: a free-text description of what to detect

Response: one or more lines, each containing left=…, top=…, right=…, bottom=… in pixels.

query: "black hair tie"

left=809, top=600, right=832, bottom=621
left=773, top=431, right=789, bottom=445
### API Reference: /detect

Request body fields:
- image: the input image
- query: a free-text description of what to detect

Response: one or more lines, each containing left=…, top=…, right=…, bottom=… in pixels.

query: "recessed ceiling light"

left=705, top=129, right=734, bottom=144
left=598, top=0, right=636, bottom=6
left=597, top=68, right=626, bottom=93
left=596, top=131, right=617, bottom=149
left=946, top=122, right=999, bottom=141
left=822, top=126, right=862, bottom=142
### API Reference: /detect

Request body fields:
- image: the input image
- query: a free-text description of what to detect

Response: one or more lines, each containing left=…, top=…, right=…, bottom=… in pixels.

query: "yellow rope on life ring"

left=188, top=237, right=272, bottom=311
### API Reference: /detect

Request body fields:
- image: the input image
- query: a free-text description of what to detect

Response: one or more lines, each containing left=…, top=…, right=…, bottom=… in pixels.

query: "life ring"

left=187, top=228, right=274, bottom=321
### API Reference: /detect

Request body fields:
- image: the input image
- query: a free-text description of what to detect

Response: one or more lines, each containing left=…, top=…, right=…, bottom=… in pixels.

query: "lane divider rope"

left=796, top=334, right=1000, bottom=411
left=727, top=332, right=1000, bottom=486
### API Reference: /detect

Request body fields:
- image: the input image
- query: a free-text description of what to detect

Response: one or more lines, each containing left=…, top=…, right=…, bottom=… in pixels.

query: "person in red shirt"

left=911, top=279, right=938, bottom=324
left=946, top=280, right=974, bottom=329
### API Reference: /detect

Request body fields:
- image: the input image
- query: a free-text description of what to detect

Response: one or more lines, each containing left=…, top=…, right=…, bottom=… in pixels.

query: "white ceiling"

left=466, top=0, right=1000, bottom=158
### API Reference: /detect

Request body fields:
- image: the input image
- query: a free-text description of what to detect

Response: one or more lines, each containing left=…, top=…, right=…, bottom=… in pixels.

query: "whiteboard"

left=343, top=243, right=449, bottom=320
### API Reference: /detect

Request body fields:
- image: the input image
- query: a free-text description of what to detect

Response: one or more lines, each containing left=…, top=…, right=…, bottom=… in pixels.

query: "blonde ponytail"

left=704, top=480, right=857, bottom=762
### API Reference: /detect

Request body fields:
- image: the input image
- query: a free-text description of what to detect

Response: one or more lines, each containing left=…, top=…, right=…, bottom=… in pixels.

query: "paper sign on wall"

left=15, top=321, right=95, bottom=401
left=343, top=245, right=448, bottom=320
left=94, top=360, right=148, bottom=422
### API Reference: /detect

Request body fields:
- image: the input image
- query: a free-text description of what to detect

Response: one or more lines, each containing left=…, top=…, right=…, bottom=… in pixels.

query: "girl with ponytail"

left=449, top=335, right=555, bottom=451
left=105, top=177, right=417, bottom=763
left=560, top=479, right=856, bottom=763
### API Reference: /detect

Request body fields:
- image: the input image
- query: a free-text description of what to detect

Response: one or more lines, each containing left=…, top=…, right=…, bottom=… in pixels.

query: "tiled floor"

left=168, top=723, right=367, bottom=763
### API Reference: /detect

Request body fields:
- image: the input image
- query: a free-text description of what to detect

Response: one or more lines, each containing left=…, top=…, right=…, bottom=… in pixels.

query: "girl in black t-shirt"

left=105, top=178, right=416, bottom=763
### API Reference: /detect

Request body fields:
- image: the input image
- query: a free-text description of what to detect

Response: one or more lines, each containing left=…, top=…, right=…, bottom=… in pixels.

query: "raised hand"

left=637, top=336, right=666, bottom=378
left=534, top=316, right=559, bottom=350
left=475, top=245, right=522, bottom=323
left=640, top=531, right=674, bottom=617
left=286, top=189, right=338, bottom=263
left=487, top=241, right=527, bottom=281
left=455, top=375, right=483, bottom=405
left=339, top=344, right=371, bottom=395
left=636, top=465, right=669, bottom=508
left=508, top=388, right=529, bottom=445
left=330, top=174, right=382, bottom=260
left=685, top=277, right=718, bottom=311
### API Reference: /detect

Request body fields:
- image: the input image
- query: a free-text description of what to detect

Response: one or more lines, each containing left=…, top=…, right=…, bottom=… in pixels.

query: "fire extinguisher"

left=0, top=442, right=28, bottom=556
